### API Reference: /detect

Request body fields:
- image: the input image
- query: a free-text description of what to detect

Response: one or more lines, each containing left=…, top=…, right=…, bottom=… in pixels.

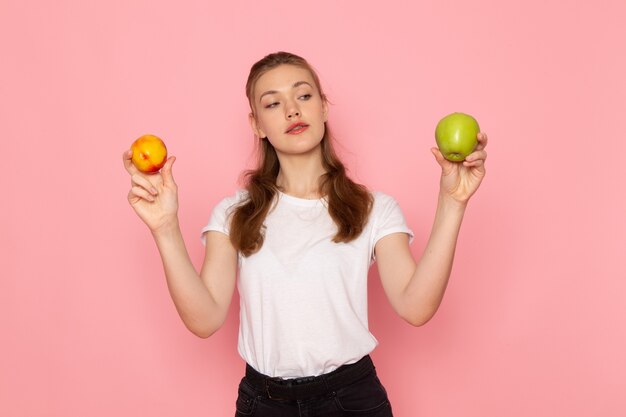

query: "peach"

left=130, top=134, right=167, bottom=173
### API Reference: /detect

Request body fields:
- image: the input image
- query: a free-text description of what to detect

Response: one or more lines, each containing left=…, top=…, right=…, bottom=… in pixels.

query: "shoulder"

left=370, top=191, right=400, bottom=210
left=369, top=190, right=409, bottom=222
left=215, top=188, right=249, bottom=208
left=210, top=189, right=249, bottom=219
left=368, top=191, right=414, bottom=243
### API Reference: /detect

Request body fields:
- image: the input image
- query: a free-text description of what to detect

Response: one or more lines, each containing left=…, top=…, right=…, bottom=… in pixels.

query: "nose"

left=286, top=101, right=300, bottom=119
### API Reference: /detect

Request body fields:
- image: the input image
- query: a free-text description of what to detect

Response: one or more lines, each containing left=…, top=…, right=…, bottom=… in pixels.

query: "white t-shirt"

left=200, top=189, right=414, bottom=378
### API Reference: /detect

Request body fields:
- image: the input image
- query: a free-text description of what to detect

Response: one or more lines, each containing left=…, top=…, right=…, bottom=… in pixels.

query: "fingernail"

left=151, top=187, right=158, bottom=194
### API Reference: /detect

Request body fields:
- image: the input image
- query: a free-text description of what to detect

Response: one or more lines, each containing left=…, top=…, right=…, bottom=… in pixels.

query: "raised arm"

left=374, top=132, right=488, bottom=326
left=123, top=149, right=237, bottom=338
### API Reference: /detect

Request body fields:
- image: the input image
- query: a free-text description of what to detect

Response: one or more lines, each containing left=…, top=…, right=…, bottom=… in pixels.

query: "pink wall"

left=2, top=0, right=625, bottom=416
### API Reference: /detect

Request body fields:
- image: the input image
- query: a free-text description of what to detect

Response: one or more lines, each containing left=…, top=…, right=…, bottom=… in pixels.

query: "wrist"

left=151, top=217, right=181, bottom=240
left=438, top=192, right=468, bottom=212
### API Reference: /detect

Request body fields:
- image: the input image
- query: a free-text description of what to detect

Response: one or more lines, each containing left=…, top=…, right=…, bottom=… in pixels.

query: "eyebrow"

left=258, top=81, right=312, bottom=102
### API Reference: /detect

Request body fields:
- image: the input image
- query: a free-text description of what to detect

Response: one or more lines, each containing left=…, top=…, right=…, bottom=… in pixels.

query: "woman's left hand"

left=431, top=132, right=488, bottom=205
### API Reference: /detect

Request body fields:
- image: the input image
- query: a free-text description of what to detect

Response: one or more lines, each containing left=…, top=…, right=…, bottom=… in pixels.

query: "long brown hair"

left=230, top=51, right=373, bottom=257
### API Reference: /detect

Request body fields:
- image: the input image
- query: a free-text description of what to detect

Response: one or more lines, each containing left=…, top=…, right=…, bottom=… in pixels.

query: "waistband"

left=244, top=355, right=375, bottom=401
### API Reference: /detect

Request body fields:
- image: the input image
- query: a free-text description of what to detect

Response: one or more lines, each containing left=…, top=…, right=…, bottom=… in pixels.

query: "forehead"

left=254, top=64, right=316, bottom=97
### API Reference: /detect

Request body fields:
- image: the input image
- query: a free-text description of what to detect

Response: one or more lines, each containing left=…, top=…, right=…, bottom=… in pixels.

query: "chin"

left=279, top=141, right=323, bottom=156
left=271, top=133, right=324, bottom=155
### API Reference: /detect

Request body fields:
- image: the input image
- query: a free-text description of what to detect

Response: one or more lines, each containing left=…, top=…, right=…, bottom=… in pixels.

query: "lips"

left=285, top=122, right=309, bottom=134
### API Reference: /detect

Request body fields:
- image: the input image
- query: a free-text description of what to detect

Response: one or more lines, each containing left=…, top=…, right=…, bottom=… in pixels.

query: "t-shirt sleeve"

left=370, top=192, right=414, bottom=261
left=199, top=190, right=246, bottom=246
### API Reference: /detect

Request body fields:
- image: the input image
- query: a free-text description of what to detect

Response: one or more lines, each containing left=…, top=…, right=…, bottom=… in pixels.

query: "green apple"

left=435, top=112, right=480, bottom=161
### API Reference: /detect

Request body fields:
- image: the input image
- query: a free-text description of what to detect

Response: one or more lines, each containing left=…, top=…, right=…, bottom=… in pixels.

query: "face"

left=249, top=64, right=329, bottom=156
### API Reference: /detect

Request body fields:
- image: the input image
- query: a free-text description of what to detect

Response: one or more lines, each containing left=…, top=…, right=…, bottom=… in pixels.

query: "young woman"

left=123, top=51, right=488, bottom=417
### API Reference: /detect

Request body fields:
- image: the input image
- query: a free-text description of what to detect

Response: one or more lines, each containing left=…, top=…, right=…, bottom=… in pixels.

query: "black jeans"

left=235, top=355, right=394, bottom=417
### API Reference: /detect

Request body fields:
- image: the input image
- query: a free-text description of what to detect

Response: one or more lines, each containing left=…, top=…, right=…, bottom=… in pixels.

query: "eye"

left=299, top=94, right=312, bottom=101
left=265, top=102, right=279, bottom=109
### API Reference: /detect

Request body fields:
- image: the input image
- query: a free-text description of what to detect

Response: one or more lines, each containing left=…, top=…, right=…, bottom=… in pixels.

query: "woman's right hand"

left=123, top=149, right=179, bottom=233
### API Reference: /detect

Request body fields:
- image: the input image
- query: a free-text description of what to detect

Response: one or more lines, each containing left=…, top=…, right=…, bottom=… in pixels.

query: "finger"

left=475, top=132, right=488, bottom=151
left=465, top=150, right=487, bottom=163
left=131, top=173, right=158, bottom=195
left=431, top=147, right=446, bottom=165
left=130, top=185, right=156, bottom=202
left=431, top=147, right=456, bottom=174
left=123, top=149, right=138, bottom=174
left=127, top=189, right=154, bottom=205
left=463, top=159, right=485, bottom=168
left=161, top=156, right=176, bottom=187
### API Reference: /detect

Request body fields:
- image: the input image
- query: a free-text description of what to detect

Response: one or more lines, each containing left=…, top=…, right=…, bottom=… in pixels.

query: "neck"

left=275, top=146, right=326, bottom=199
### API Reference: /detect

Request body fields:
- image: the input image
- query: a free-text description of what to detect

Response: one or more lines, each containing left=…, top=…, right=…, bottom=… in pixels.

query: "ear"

left=249, top=112, right=266, bottom=138
left=322, top=100, right=329, bottom=122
